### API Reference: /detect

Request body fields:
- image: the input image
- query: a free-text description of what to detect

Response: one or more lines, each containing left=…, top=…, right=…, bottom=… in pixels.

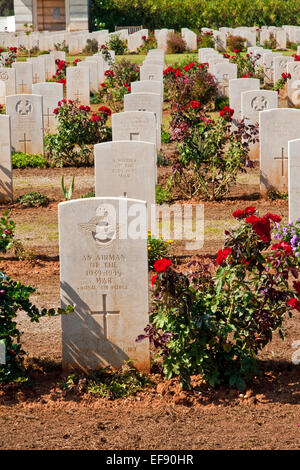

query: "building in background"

left=13, top=0, right=89, bottom=31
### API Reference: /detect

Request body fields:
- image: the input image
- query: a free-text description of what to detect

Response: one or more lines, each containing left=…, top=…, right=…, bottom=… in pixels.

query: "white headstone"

left=6, top=94, right=44, bottom=155
left=241, top=90, right=278, bottom=160
left=124, top=92, right=162, bottom=149
left=287, top=61, right=300, bottom=107
left=260, top=109, right=300, bottom=195
left=94, top=141, right=156, bottom=221
left=229, top=78, right=260, bottom=123
left=59, top=197, right=150, bottom=372
left=140, top=64, right=163, bottom=82
left=213, top=62, right=237, bottom=97
left=32, top=82, right=64, bottom=133
left=273, top=56, right=294, bottom=83
left=27, top=57, right=46, bottom=84
left=288, top=139, right=300, bottom=223
left=0, top=68, right=16, bottom=104
left=66, top=66, right=90, bottom=106
left=112, top=111, right=157, bottom=146
left=0, top=115, right=12, bottom=202
left=131, top=80, right=163, bottom=103
left=12, top=62, right=33, bottom=94
left=77, top=60, right=98, bottom=93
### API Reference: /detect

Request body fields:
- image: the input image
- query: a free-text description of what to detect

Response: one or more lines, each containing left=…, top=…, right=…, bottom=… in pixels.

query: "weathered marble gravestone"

left=241, top=89, right=278, bottom=160
left=229, top=78, right=260, bottom=124
left=50, top=50, right=66, bottom=62
left=273, top=56, right=294, bottom=83
left=112, top=111, right=157, bottom=146
left=0, top=68, right=16, bottom=104
left=140, top=64, right=163, bottom=82
left=288, top=139, right=300, bottom=223
left=198, top=48, right=215, bottom=62
left=181, top=28, right=197, bottom=51
left=287, top=61, right=300, bottom=107
left=77, top=60, right=98, bottom=93
left=213, top=62, right=237, bottom=97
left=27, top=57, right=46, bottom=84
left=0, top=115, right=13, bottom=202
left=59, top=197, right=150, bottom=372
left=32, top=82, right=64, bottom=133
left=66, top=66, right=90, bottom=106
left=276, top=30, right=287, bottom=49
left=94, top=141, right=156, bottom=221
left=6, top=94, right=44, bottom=155
left=131, top=80, right=163, bottom=103
left=124, top=92, right=162, bottom=149
left=263, top=52, right=282, bottom=84
left=260, top=108, right=300, bottom=195
left=86, top=55, right=105, bottom=83
left=12, top=62, right=33, bottom=94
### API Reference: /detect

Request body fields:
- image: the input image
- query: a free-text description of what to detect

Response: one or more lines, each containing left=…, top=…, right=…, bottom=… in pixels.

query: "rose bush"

left=164, top=61, right=217, bottom=108
left=44, top=100, right=111, bottom=167
left=169, top=103, right=258, bottom=200
left=138, top=208, right=300, bottom=390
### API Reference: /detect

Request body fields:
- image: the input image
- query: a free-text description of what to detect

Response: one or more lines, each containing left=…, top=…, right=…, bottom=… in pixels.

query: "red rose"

left=244, top=206, right=256, bottom=216
left=271, top=241, right=293, bottom=254
left=91, top=114, right=101, bottom=122
left=53, top=108, right=59, bottom=114
left=287, top=298, right=300, bottom=310
left=152, top=274, right=158, bottom=286
left=98, top=106, right=112, bottom=116
left=153, top=258, right=172, bottom=273
left=216, top=247, right=232, bottom=266
left=293, top=281, right=300, bottom=295
left=189, top=100, right=201, bottom=109
left=246, top=215, right=271, bottom=243
left=264, top=212, right=282, bottom=222
left=232, top=209, right=244, bottom=219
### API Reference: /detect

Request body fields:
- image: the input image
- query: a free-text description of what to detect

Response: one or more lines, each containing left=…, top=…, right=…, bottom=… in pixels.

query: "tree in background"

left=0, top=0, right=13, bottom=16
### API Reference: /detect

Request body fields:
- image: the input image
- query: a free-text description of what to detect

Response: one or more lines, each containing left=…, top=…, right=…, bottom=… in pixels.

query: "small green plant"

left=83, top=38, right=99, bottom=55
left=215, top=95, right=230, bottom=110
left=17, top=192, right=50, bottom=208
left=108, top=34, right=127, bottom=55
left=157, top=153, right=169, bottom=166
left=161, top=126, right=171, bottom=144
left=156, top=181, right=173, bottom=205
left=197, top=31, right=215, bottom=48
left=12, top=152, right=49, bottom=169
left=268, top=189, right=288, bottom=201
left=81, top=191, right=95, bottom=198
left=0, top=272, right=73, bottom=384
left=58, top=362, right=152, bottom=399
left=12, top=239, right=36, bottom=261
left=61, top=175, right=75, bottom=200
left=148, top=231, right=172, bottom=270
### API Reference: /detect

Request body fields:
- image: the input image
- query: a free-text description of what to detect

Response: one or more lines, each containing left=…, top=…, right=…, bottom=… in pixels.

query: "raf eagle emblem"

left=78, top=205, right=118, bottom=247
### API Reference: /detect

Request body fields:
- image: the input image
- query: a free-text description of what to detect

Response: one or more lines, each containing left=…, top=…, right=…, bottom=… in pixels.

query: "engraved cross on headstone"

left=222, top=73, right=229, bottom=95
left=274, top=147, right=288, bottom=177
left=90, top=293, right=120, bottom=338
left=74, top=90, right=81, bottom=101
left=18, top=80, right=26, bottom=93
left=19, top=133, right=31, bottom=153
left=33, top=73, right=39, bottom=84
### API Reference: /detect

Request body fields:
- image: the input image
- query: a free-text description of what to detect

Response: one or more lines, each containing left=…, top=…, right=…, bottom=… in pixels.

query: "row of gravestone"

left=198, top=47, right=300, bottom=214
left=2, top=25, right=300, bottom=55
left=0, top=48, right=164, bottom=372
left=60, top=48, right=165, bottom=373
